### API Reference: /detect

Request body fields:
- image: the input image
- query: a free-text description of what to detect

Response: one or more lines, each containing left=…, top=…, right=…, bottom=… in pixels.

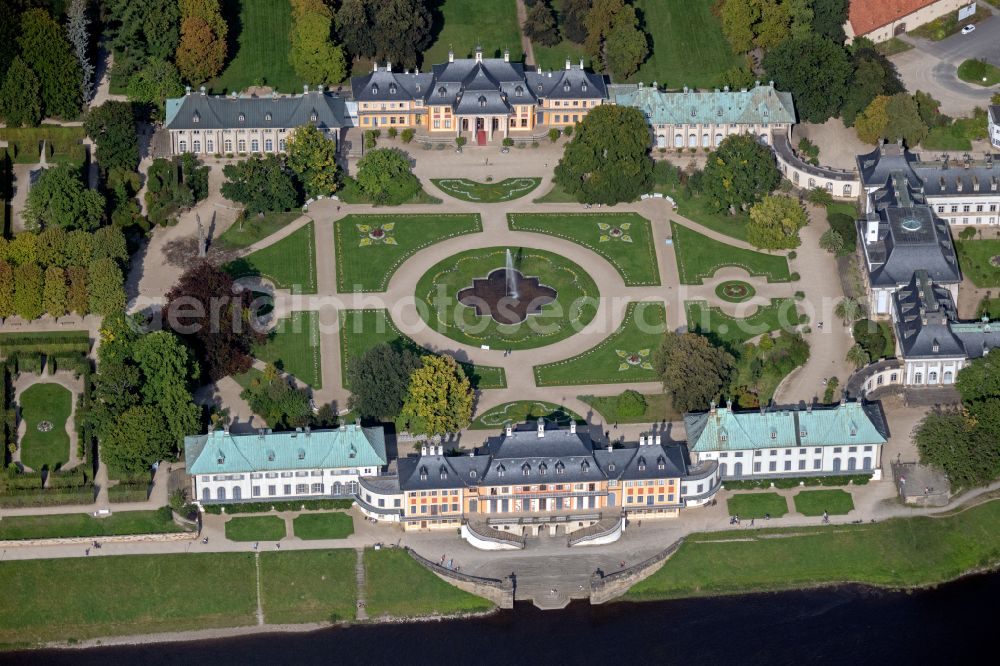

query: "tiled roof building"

left=845, top=0, right=970, bottom=43
left=685, top=402, right=888, bottom=479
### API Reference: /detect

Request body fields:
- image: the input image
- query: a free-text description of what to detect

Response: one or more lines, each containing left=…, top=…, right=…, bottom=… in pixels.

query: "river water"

left=7, top=572, right=997, bottom=665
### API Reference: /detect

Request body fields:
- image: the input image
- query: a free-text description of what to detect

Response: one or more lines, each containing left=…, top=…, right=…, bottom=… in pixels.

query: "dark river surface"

left=5, top=572, right=998, bottom=665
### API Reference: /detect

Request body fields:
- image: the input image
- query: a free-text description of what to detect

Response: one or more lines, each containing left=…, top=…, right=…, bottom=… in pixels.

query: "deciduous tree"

left=915, top=408, right=995, bottom=489
left=84, top=101, right=139, bottom=175
left=811, top=0, right=849, bottom=43
left=400, top=355, right=473, bottom=437
left=0, top=261, right=14, bottom=318
left=525, top=2, right=561, bottom=47
left=126, top=59, right=184, bottom=120
left=67, top=266, right=88, bottom=315
left=175, top=16, right=227, bottom=86
left=289, top=0, right=347, bottom=84
left=43, top=265, right=67, bottom=317
left=13, top=263, right=44, bottom=320
left=347, top=343, right=424, bottom=419
left=18, top=8, right=82, bottom=119
left=100, top=404, right=176, bottom=478
left=133, top=330, right=201, bottom=445
left=700, top=134, right=780, bottom=214
left=654, top=332, right=734, bottom=413
left=22, top=165, right=105, bottom=232
left=604, top=4, right=648, bottom=79
left=66, top=0, right=95, bottom=104
left=561, top=0, right=591, bottom=43
left=87, top=257, right=126, bottom=316
left=355, top=148, right=420, bottom=205
left=163, top=261, right=267, bottom=381
left=370, top=0, right=433, bottom=70
left=819, top=228, right=845, bottom=254
left=285, top=125, right=340, bottom=197
left=747, top=195, right=808, bottom=250
left=554, top=105, right=653, bottom=204
left=336, top=0, right=374, bottom=59
left=764, top=35, right=852, bottom=123
left=221, top=155, right=299, bottom=213
left=0, top=57, right=42, bottom=128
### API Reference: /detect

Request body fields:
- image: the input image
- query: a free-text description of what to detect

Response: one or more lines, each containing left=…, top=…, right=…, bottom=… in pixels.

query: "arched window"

left=438, top=86, right=447, bottom=97
left=251, top=140, right=259, bottom=152
left=265, top=139, right=273, bottom=151
left=832, top=458, right=841, bottom=472
left=847, top=458, right=857, bottom=471
left=192, top=112, right=200, bottom=124
left=372, top=85, right=378, bottom=95
left=515, top=86, right=523, bottom=96
left=720, top=462, right=728, bottom=477
left=914, top=372, right=923, bottom=384
left=582, top=82, right=587, bottom=92
left=217, top=487, right=226, bottom=501
left=825, top=182, right=833, bottom=192
left=793, top=171, right=799, bottom=184
left=233, top=486, right=242, bottom=500
left=332, top=482, right=342, bottom=495
left=688, top=134, right=697, bottom=147
left=759, top=133, right=769, bottom=145
left=238, top=140, right=246, bottom=152
left=929, top=371, right=938, bottom=383
left=733, top=462, right=743, bottom=477
left=843, top=184, right=852, bottom=196
left=702, top=133, right=710, bottom=147
left=310, top=112, right=317, bottom=122
left=265, top=112, right=272, bottom=122
left=238, top=114, right=245, bottom=122
left=674, top=134, right=683, bottom=147
left=479, top=95, right=487, bottom=108
left=193, top=141, right=200, bottom=152
left=224, top=139, right=232, bottom=152
left=389, top=84, right=396, bottom=94
left=657, top=134, right=666, bottom=148
left=179, top=140, right=187, bottom=152
left=943, top=370, right=954, bottom=384
left=863, top=457, right=872, bottom=470
left=808, top=177, right=816, bottom=188
left=714, top=133, right=723, bottom=145
left=564, top=82, right=571, bottom=92
left=202, top=487, right=211, bottom=502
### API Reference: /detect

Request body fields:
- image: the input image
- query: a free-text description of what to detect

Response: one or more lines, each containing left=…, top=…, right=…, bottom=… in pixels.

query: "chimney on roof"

left=475, top=45, right=483, bottom=62
left=537, top=418, right=545, bottom=438
left=840, top=392, right=846, bottom=406
left=373, top=61, right=378, bottom=73
left=448, top=47, right=454, bottom=63
left=579, top=58, right=584, bottom=70
left=421, top=444, right=427, bottom=456
left=655, top=435, right=661, bottom=446
left=303, top=84, right=309, bottom=94
left=505, top=424, right=512, bottom=437
left=726, top=399, right=733, bottom=410
left=503, top=48, right=510, bottom=62
left=639, top=435, right=645, bottom=446
left=185, top=85, right=191, bottom=95
left=769, top=80, right=774, bottom=87
left=570, top=421, right=577, bottom=434
left=355, top=417, right=361, bottom=428
left=199, top=86, right=206, bottom=95
left=755, top=80, right=760, bottom=87
left=723, top=85, right=729, bottom=92
left=607, top=444, right=613, bottom=452
left=386, top=60, right=391, bottom=71
left=438, top=444, right=444, bottom=455
left=565, top=58, right=571, bottom=70
left=304, top=426, right=310, bottom=437
left=710, top=400, right=717, bottom=414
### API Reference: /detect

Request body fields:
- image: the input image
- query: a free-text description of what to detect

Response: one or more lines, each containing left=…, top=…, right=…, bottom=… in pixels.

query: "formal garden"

left=225, top=221, right=318, bottom=294
left=471, top=401, right=583, bottom=430
left=672, top=222, right=791, bottom=284
left=726, top=492, right=790, bottom=519
left=254, top=311, right=322, bottom=389
left=334, top=213, right=482, bottom=292
left=16, top=382, right=73, bottom=472
left=793, top=489, right=855, bottom=516
left=414, top=246, right=600, bottom=350
left=956, top=238, right=1000, bottom=288
left=508, top=212, right=660, bottom=286
left=432, top=178, right=541, bottom=203
left=685, top=298, right=801, bottom=347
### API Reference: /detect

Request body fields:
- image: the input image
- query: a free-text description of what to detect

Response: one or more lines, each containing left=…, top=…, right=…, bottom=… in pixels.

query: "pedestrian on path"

left=85, top=548, right=90, bottom=556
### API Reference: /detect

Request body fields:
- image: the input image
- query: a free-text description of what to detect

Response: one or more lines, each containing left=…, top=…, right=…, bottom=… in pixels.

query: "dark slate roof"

left=893, top=272, right=1000, bottom=359
left=480, top=424, right=599, bottom=484
left=455, top=89, right=511, bottom=115
left=859, top=175, right=961, bottom=288
left=428, top=58, right=531, bottom=108
left=165, top=91, right=348, bottom=131
left=350, top=66, right=434, bottom=102
left=858, top=141, right=1000, bottom=196
left=594, top=442, right=689, bottom=481
left=525, top=64, right=607, bottom=100
left=397, top=451, right=490, bottom=492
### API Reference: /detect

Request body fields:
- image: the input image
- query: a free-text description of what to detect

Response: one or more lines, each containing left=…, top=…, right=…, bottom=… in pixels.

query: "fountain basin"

left=457, top=268, right=557, bottom=324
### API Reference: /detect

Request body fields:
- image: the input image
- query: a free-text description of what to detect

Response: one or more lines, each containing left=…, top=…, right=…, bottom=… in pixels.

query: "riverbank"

left=625, top=495, right=1000, bottom=602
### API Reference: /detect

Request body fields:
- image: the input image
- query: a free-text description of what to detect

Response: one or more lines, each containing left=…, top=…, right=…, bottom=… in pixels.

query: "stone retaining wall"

left=406, top=547, right=515, bottom=609
left=0, top=530, right=197, bottom=549
left=589, top=537, right=686, bottom=604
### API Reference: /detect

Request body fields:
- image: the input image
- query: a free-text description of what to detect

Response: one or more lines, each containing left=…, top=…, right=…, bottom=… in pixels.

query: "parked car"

left=961, top=24, right=976, bottom=34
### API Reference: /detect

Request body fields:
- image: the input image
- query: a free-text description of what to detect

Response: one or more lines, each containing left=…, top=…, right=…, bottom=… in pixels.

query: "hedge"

left=0, top=487, right=95, bottom=507
left=108, top=483, right=150, bottom=503
left=0, top=331, right=91, bottom=357
left=723, top=474, right=872, bottom=491
left=201, top=498, right=354, bottom=514
left=0, top=126, right=86, bottom=166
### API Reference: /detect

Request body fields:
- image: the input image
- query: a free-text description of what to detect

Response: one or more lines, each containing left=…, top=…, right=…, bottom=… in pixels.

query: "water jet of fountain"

left=505, top=249, right=518, bottom=300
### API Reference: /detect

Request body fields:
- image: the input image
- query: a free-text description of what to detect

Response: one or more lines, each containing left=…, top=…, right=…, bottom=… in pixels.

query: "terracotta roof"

left=849, top=0, right=938, bottom=35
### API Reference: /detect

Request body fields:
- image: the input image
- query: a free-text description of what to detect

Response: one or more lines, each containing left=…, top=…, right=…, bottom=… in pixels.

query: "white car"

left=961, top=24, right=976, bottom=35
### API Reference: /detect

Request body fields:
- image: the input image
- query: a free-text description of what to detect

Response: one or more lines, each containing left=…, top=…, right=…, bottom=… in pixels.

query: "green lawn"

left=630, top=0, right=742, bottom=88
left=533, top=0, right=591, bottom=71
left=533, top=301, right=666, bottom=386
left=957, top=59, right=1000, bottom=86
left=339, top=309, right=507, bottom=389
left=0, top=553, right=257, bottom=647
left=225, top=515, right=287, bottom=542
left=533, top=180, right=578, bottom=203
left=672, top=222, right=790, bottom=284
left=508, top=212, right=660, bottom=286
left=978, top=297, right=1000, bottom=319
left=471, top=401, right=583, bottom=430
left=254, top=311, right=322, bottom=388
left=0, top=330, right=90, bottom=356
left=18, top=383, right=72, bottom=471
left=956, top=238, right=1000, bottom=287
left=415, top=246, right=600, bottom=350
left=580, top=392, right=680, bottom=424
left=432, top=178, right=541, bottom=202
left=793, top=489, right=855, bottom=516
left=217, top=212, right=302, bottom=250
left=685, top=299, right=800, bottom=347
left=292, top=512, right=355, bottom=540
left=211, top=0, right=299, bottom=94
left=363, top=547, right=493, bottom=618
left=334, top=213, right=482, bottom=292
left=922, top=124, right=973, bottom=151
left=224, top=222, right=317, bottom=294
left=658, top=183, right=751, bottom=241
left=260, top=549, right=357, bottom=623
left=875, top=37, right=914, bottom=56
left=423, top=0, right=522, bottom=67
left=0, top=508, right=185, bottom=540
left=726, top=492, right=789, bottom=519
left=626, top=499, right=1000, bottom=602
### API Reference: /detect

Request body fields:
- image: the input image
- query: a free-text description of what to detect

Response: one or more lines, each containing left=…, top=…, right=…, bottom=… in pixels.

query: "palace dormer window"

left=555, top=462, right=565, bottom=475
left=216, top=452, right=225, bottom=464
left=470, top=470, right=477, bottom=478
left=439, top=466, right=448, bottom=480
left=608, top=463, right=615, bottom=472
left=267, top=450, right=275, bottom=462
left=419, top=466, right=427, bottom=481
left=192, top=112, right=200, bottom=123
left=521, top=463, right=530, bottom=476
left=581, top=461, right=590, bottom=473
left=478, top=95, right=487, bottom=108
left=638, top=457, right=646, bottom=471
left=497, top=464, right=505, bottom=478
left=582, top=82, right=587, bottom=92
left=389, top=84, right=396, bottom=94
left=515, top=86, right=523, bottom=96
left=563, top=82, right=570, bottom=92
left=657, top=456, right=665, bottom=471
left=310, top=111, right=317, bottom=122
left=238, top=113, right=245, bottom=122
left=297, top=448, right=305, bottom=460
left=438, top=86, right=447, bottom=97
left=265, top=112, right=271, bottom=122
left=372, top=85, right=378, bottom=94
left=539, top=463, right=547, bottom=476
left=770, top=429, right=777, bottom=439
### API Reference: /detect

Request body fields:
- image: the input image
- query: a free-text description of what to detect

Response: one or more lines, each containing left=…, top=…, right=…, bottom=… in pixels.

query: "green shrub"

left=548, top=128, right=561, bottom=142
left=108, top=482, right=150, bottom=503
left=790, top=272, right=801, bottom=281
left=564, top=125, right=574, bottom=137
left=772, top=477, right=802, bottom=489
left=201, top=498, right=353, bottom=514
left=502, top=137, right=514, bottom=147
left=0, top=332, right=90, bottom=357
left=401, top=128, right=415, bottom=144
left=387, top=127, right=398, bottom=139
left=615, top=390, right=647, bottom=418
left=653, top=160, right=680, bottom=186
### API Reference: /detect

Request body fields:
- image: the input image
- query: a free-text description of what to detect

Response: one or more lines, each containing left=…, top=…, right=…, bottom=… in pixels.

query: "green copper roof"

left=185, top=426, right=386, bottom=475
left=614, top=84, right=796, bottom=126
left=685, top=402, right=887, bottom=453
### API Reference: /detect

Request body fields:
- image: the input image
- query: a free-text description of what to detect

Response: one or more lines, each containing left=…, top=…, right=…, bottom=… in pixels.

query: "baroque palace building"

left=350, top=46, right=608, bottom=144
